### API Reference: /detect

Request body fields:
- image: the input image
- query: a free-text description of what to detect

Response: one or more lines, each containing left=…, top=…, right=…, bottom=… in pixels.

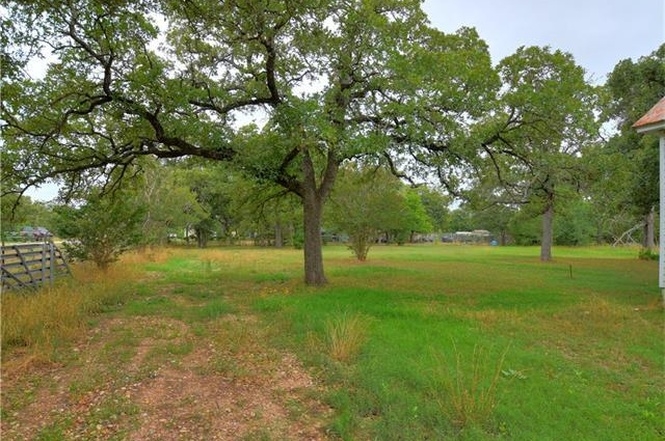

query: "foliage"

left=638, top=248, right=659, bottom=261
left=396, top=187, right=434, bottom=243
left=54, top=190, right=145, bottom=269
left=1, top=0, right=498, bottom=285
left=3, top=1, right=658, bottom=282
left=603, top=44, right=665, bottom=250
left=414, top=186, right=451, bottom=233
left=327, top=164, right=431, bottom=260
left=134, top=160, right=209, bottom=246
left=582, top=143, right=637, bottom=244
left=0, top=195, right=56, bottom=241
left=507, top=209, right=541, bottom=246
left=327, top=165, right=398, bottom=260
left=472, top=46, right=600, bottom=260
left=230, top=180, right=303, bottom=248
left=174, top=163, right=240, bottom=246
left=554, top=199, right=596, bottom=246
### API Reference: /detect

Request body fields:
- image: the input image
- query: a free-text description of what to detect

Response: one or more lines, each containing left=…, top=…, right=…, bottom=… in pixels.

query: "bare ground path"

left=1, top=296, right=332, bottom=440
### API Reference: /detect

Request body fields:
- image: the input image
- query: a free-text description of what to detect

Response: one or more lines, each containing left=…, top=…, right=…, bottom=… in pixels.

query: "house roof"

left=633, top=96, right=665, bottom=133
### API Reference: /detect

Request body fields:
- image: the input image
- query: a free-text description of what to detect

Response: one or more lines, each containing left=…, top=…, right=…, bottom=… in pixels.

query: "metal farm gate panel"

left=1, top=243, right=72, bottom=291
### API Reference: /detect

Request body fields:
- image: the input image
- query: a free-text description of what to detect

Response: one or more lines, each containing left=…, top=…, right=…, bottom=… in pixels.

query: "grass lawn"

left=1, top=244, right=662, bottom=440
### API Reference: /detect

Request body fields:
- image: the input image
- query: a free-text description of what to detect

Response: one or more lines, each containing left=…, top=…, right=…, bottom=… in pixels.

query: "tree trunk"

left=274, top=221, right=284, bottom=248
left=540, top=197, right=554, bottom=262
left=302, top=185, right=326, bottom=285
left=644, top=207, right=656, bottom=251
left=301, top=151, right=329, bottom=286
left=197, top=229, right=208, bottom=248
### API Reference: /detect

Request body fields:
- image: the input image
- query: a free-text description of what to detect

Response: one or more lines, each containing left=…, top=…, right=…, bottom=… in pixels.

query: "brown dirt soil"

left=1, top=315, right=333, bottom=440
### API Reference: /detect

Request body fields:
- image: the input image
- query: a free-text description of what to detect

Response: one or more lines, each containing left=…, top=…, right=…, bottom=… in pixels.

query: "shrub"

left=638, top=247, right=659, bottom=261
left=55, top=191, right=144, bottom=269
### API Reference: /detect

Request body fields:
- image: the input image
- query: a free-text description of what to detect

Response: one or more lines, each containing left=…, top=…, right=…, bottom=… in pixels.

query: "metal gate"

left=1, top=242, right=72, bottom=291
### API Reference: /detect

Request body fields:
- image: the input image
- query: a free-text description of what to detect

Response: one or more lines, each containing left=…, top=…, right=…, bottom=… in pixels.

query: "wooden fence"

left=1, top=242, right=71, bottom=291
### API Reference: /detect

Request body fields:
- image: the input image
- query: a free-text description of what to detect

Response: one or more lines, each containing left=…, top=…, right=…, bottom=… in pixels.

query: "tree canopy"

left=2, top=0, right=499, bottom=284
left=2, top=0, right=657, bottom=280
left=603, top=44, right=665, bottom=251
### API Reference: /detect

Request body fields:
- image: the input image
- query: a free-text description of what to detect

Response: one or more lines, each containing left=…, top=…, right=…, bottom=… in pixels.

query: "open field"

left=1, top=244, right=662, bottom=440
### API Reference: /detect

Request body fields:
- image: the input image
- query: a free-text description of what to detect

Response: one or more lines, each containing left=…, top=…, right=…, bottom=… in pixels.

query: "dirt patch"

left=125, top=337, right=329, bottom=441
left=1, top=314, right=332, bottom=440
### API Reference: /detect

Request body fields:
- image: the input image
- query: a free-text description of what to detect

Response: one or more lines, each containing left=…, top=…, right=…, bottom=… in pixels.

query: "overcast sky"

left=423, top=0, right=664, bottom=84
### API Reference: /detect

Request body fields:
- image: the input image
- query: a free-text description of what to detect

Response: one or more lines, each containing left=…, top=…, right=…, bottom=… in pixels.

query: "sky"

left=422, top=0, right=664, bottom=84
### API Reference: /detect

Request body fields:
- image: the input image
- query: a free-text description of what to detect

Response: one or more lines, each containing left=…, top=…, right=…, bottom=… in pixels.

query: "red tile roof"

left=633, top=96, right=665, bottom=133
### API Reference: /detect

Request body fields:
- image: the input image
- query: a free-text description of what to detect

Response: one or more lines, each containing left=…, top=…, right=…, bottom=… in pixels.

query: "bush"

left=638, top=248, right=659, bottom=261
left=55, top=192, right=144, bottom=269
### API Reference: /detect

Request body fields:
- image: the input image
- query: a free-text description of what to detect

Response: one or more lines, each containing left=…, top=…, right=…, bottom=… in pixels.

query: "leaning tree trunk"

left=540, top=196, right=554, bottom=262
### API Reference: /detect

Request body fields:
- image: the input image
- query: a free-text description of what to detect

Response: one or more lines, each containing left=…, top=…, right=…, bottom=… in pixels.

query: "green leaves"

left=600, top=43, right=664, bottom=236
left=2, top=0, right=501, bottom=201
left=327, top=164, right=434, bottom=259
left=55, top=188, right=145, bottom=269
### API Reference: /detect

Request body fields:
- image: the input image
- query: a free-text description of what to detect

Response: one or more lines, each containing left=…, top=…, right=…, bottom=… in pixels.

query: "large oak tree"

left=2, top=0, right=496, bottom=284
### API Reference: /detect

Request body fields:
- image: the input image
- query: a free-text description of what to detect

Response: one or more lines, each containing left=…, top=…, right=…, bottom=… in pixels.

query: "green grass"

left=2, top=244, right=662, bottom=440
left=253, top=244, right=663, bottom=440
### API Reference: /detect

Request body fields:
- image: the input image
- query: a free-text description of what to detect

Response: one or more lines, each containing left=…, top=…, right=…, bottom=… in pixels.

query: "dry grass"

left=325, top=312, right=369, bottom=363
left=1, top=251, right=152, bottom=367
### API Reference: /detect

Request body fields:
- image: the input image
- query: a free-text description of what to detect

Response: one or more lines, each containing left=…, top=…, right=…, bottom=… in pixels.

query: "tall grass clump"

left=325, top=312, right=369, bottom=363
left=1, top=257, right=141, bottom=363
left=1, top=285, right=86, bottom=351
left=430, top=343, right=508, bottom=431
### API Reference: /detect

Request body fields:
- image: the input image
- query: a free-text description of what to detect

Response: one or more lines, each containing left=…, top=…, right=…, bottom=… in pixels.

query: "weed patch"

left=429, top=343, right=509, bottom=431
left=1, top=278, right=133, bottom=365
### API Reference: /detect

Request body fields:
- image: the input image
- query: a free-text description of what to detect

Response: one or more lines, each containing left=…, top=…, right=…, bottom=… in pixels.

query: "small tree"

left=415, top=186, right=451, bottom=236
left=135, top=160, right=209, bottom=246
left=327, top=165, right=412, bottom=261
left=400, top=188, right=434, bottom=244
left=54, top=191, right=144, bottom=269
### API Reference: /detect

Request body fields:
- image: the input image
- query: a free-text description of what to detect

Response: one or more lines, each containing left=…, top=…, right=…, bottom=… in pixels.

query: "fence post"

left=49, top=242, right=56, bottom=286
left=41, top=242, right=48, bottom=286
